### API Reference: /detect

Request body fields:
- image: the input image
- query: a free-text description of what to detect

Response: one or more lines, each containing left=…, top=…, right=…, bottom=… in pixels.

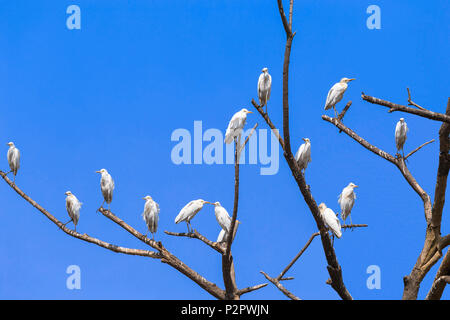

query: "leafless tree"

left=1, top=1, right=448, bottom=300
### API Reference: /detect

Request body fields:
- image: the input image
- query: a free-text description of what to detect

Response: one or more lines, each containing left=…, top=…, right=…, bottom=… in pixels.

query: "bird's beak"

left=204, top=201, right=212, bottom=204
left=302, top=138, right=306, bottom=142
left=349, top=78, right=356, bottom=81
left=247, top=111, right=253, bottom=114
left=354, top=185, right=359, bottom=188
left=95, top=171, right=101, bottom=173
left=142, top=197, right=146, bottom=200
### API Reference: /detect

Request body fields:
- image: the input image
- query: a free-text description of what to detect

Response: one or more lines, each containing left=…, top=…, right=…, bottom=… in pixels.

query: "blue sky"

left=0, top=0, right=449, bottom=299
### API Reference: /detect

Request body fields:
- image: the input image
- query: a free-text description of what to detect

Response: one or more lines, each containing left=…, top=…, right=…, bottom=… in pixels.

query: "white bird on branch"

left=6, top=142, right=20, bottom=183
left=96, top=169, right=114, bottom=210
left=63, top=191, right=82, bottom=232
left=142, top=195, right=160, bottom=240
left=211, top=201, right=232, bottom=233
left=295, top=138, right=311, bottom=172
left=324, top=78, right=355, bottom=117
left=216, top=220, right=240, bottom=243
left=258, top=67, right=272, bottom=113
left=395, top=118, right=408, bottom=158
left=175, top=199, right=211, bottom=233
left=318, top=203, right=342, bottom=240
left=224, top=108, right=253, bottom=145
left=338, top=182, right=358, bottom=226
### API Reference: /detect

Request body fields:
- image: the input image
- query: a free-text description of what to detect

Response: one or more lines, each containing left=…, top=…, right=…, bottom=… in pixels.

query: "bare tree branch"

left=0, top=170, right=228, bottom=300
left=164, top=230, right=225, bottom=254
left=237, top=283, right=268, bottom=296
left=407, top=88, right=427, bottom=111
left=251, top=99, right=285, bottom=150
left=405, top=139, right=435, bottom=160
left=362, top=93, right=450, bottom=123
left=260, top=271, right=300, bottom=300
left=426, top=250, right=450, bottom=300
left=277, top=232, right=320, bottom=281
left=277, top=0, right=293, bottom=37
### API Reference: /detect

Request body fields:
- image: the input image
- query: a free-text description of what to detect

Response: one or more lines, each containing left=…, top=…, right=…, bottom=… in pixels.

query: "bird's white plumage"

left=212, top=202, right=231, bottom=233
left=175, top=199, right=208, bottom=224
left=258, top=68, right=272, bottom=108
left=324, top=78, right=355, bottom=111
left=395, top=118, right=408, bottom=152
left=65, top=191, right=82, bottom=229
left=295, top=138, right=311, bottom=171
left=338, top=183, right=357, bottom=223
left=142, top=196, right=160, bottom=235
left=7, top=142, right=20, bottom=178
left=318, top=203, right=342, bottom=238
left=97, top=169, right=114, bottom=206
left=216, top=220, right=240, bottom=243
left=224, top=108, right=252, bottom=144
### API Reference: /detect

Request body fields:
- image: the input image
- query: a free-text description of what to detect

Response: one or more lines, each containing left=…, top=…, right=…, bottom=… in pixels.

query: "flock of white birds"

left=4, top=70, right=409, bottom=244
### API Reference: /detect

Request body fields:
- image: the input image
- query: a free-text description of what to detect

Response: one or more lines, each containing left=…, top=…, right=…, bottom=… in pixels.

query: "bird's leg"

left=108, top=203, right=111, bottom=212
left=59, top=219, right=73, bottom=230
left=333, top=106, right=338, bottom=118
left=350, top=215, right=354, bottom=231
left=186, top=222, right=191, bottom=234
left=101, top=200, right=105, bottom=209
left=152, top=233, right=155, bottom=241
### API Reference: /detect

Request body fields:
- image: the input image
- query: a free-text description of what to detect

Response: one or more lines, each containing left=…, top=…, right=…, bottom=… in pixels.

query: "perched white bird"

left=258, top=67, right=272, bottom=113
left=395, top=118, right=408, bottom=157
left=175, top=199, right=211, bottom=233
left=216, top=220, right=240, bottom=243
left=211, top=202, right=232, bottom=233
left=142, top=195, right=160, bottom=240
left=224, top=108, right=253, bottom=144
left=324, top=78, right=355, bottom=116
left=338, top=182, right=358, bottom=225
left=96, top=169, right=115, bottom=210
left=318, top=203, right=342, bottom=239
left=64, top=191, right=82, bottom=231
left=6, top=142, right=20, bottom=183
left=295, top=138, right=311, bottom=172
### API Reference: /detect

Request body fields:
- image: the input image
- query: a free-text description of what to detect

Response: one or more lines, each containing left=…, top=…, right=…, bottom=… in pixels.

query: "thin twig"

left=260, top=271, right=300, bottom=300
left=407, top=88, right=427, bottom=111
left=405, top=139, right=435, bottom=160
left=239, top=123, right=259, bottom=155
left=277, top=232, right=320, bottom=280
left=237, top=283, right=268, bottom=296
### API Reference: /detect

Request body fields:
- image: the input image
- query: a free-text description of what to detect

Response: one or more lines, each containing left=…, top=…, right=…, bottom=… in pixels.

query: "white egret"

left=216, top=220, right=240, bottom=243
left=258, top=67, right=272, bottom=113
left=395, top=118, right=408, bottom=157
left=211, top=202, right=231, bottom=233
left=324, top=78, right=356, bottom=117
left=64, top=191, right=82, bottom=231
left=295, top=138, right=311, bottom=172
left=318, top=203, right=342, bottom=239
left=175, top=199, right=211, bottom=233
left=6, top=142, right=20, bottom=183
left=142, top=195, right=160, bottom=240
left=96, top=169, right=115, bottom=210
left=338, top=182, right=358, bottom=225
left=224, top=108, right=253, bottom=144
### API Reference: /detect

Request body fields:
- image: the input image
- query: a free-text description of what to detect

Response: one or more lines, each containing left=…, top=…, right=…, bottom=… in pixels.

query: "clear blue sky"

left=0, top=0, right=448, bottom=300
